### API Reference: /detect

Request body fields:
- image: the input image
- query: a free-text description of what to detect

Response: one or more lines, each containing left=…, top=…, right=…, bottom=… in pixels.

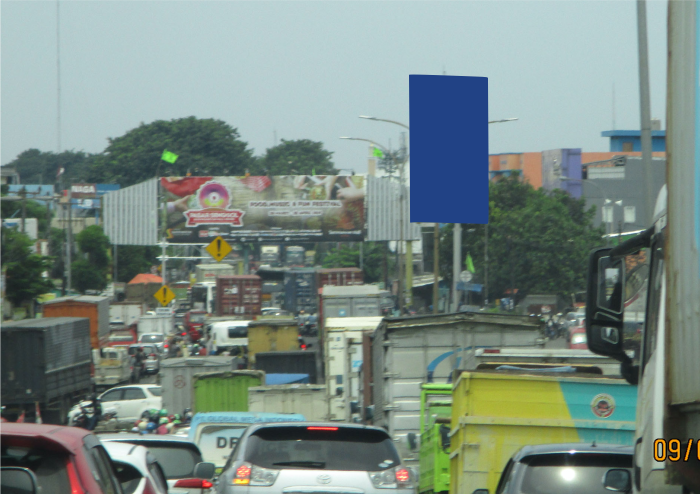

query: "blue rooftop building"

left=601, top=129, right=666, bottom=152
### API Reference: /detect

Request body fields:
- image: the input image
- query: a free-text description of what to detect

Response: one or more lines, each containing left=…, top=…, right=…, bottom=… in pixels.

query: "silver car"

left=216, top=422, right=416, bottom=494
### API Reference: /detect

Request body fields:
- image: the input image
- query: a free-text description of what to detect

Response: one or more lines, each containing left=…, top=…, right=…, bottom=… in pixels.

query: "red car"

left=569, top=326, right=589, bottom=350
left=1, top=423, right=124, bottom=494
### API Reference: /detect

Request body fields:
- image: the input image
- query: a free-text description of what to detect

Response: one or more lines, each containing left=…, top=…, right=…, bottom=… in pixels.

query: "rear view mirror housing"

left=193, top=462, right=216, bottom=480
left=604, top=468, right=632, bottom=492
left=585, top=248, right=628, bottom=364
left=1, top=467, right=39, bottom=494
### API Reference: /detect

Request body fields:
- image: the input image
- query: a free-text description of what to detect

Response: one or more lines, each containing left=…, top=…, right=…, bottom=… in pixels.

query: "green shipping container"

left=193, top=370, right=265, bottom=413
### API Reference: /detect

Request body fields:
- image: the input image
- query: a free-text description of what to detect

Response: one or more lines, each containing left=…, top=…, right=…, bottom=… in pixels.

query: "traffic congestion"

left=2, top=1, right=700, bottom=494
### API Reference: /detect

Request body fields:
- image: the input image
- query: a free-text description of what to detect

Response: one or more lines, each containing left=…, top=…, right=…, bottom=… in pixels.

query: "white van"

left=206, top=320, right=249, bottom=355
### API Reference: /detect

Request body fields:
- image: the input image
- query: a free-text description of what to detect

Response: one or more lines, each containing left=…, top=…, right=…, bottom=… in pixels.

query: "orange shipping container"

left=42, top=295, right=110, bottom=349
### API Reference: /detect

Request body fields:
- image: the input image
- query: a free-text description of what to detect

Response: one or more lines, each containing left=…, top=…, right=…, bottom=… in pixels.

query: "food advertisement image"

left=161, top=175, right=365, bottom=243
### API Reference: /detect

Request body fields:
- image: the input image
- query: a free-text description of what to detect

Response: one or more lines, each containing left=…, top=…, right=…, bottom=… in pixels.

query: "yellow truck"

left=449, top=369, right=637, bottom=494
left=246, top=318, right=300, bottom=365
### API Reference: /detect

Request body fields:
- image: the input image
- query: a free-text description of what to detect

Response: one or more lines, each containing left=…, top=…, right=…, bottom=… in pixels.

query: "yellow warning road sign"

left=205, top=236, right=232, bottom=262
left=154, top=285, right=176, bottom=307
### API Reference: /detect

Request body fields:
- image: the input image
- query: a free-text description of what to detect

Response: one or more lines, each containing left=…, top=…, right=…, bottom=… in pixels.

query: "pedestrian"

left=87, top=392, right=101, bottom=431
left=134, top=347, right=146, bottom=380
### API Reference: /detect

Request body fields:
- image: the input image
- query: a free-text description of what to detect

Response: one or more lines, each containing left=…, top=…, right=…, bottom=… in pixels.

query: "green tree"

left=321, top=242, right=392, bottom=283
left=72, top=225, right=111, bottom=293
left=86, top=117, right=256, bottom=186
left=115, top=246, right=160, bottom=283
left=4, top=149, right=96, bottom=185
left=1, top=199, right=53, bottom=238
left=439, top=176, right=604, bottom=303
left=255, top=139, right=337, bottom=176
left=1, top=227, right=54, bottom=307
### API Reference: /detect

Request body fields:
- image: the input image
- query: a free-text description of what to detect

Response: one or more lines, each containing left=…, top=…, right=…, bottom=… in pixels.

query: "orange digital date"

left=653, top=439, right=700, bottom=462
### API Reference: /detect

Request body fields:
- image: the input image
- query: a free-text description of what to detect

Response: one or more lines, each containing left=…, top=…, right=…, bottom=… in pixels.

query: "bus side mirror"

left=586, top=248, right=627, bottom=362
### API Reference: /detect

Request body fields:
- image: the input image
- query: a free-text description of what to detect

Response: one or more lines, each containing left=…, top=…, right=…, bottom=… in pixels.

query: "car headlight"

left=572, top=334, right=587, bottom=344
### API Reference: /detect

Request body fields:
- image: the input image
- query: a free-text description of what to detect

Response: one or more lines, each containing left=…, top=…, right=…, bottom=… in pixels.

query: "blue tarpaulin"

left=265, top=373, right=310, bottom=385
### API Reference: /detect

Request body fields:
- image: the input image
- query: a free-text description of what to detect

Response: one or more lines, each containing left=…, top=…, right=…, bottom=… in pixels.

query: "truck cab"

left=190, top=282, right=216, bottom=314
left=585, top=185, right=699, bottom=493
left=184, top=310, right=208, bottom=341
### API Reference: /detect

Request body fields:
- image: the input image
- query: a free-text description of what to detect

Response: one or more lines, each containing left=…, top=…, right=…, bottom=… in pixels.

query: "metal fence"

left=103, top=178, right=159, bottom=246
left=366, top=175, right=421, bottom=241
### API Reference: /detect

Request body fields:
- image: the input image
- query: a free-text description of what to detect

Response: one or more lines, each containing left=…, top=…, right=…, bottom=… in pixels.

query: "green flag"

left=161, top=150, right=179, bottom=164
left=465, top=252, right=475, bottom=273
left=373, top=147, right=384, bottom=158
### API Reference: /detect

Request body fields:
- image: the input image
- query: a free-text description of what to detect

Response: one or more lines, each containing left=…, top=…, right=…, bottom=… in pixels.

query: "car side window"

left=101, top=389, right=124, bottom=402
left=147, top=455, right=168, bottom=493
left=495, top=458, right=515, bottom=494
left=123, top=388, right=146, bottom=400
left=88, top=445, right=121, bottom=494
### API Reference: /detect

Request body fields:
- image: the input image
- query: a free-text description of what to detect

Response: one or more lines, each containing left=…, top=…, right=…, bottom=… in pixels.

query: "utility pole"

left=636, top=0, right=654, bottom=224
left=452, top=223, right=461, bottom=312
left=20, top=187, right=27, bottom=234
left=483, top=224, right=489, bottom=307
left=433, top=224, right=439, bottom=314
left=66, top=188, right=73, bottom=293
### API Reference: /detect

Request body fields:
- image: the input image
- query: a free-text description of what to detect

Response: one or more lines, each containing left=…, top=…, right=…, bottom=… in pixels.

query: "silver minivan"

left=216, top=423, right=416, bottom=494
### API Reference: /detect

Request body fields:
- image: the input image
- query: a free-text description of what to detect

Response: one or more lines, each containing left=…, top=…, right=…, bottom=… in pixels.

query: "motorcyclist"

left=134, top=347, right=146, bottom=379
left=87, top=392, right=102, bottom=431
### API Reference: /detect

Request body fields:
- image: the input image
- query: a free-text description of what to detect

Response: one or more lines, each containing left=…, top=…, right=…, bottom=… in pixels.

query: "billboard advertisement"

left=161, top=175, right=365, bottom=244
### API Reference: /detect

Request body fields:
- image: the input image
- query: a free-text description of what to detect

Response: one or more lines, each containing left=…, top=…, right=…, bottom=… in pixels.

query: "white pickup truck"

left=93, top=347, right=132, bottom=390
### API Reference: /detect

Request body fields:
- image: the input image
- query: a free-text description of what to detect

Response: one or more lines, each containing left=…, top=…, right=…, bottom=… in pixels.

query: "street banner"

left=161, top=175, right=366, bottom=243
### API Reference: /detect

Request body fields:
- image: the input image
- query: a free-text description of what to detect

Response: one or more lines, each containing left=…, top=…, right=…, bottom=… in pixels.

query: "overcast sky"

left=1, top=1, right=668, bottom=173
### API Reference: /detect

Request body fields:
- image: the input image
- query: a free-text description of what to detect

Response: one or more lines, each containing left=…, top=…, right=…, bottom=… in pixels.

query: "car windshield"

left=1, top=444, right=71, bottom=493
left=191, top=313, right=206, bottom=323
left=140, top=334, right=164, bottom=343
left=245, top=427, right=401, bottom=471
left=519, top=453, right=632, bottom=494
left=147, top=387, right=162, bottom=396
left=109, top=333, right=134, bottom=342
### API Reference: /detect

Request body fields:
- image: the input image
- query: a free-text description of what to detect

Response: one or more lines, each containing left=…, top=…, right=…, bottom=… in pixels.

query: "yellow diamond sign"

left=154, top=285, right=176, bottom=307
left=206, top=236, right=232, bottom=262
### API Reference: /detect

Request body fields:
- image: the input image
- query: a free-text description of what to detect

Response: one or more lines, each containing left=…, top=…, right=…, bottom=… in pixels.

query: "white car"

left=103, top=441, right=169, bottom=494
left=68, top=385, right=163, bottom=424
left=138, top=333, right=166, bottom=353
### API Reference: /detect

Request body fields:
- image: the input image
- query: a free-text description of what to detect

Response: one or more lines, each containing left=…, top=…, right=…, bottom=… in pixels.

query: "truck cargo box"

left=192, top=370, right=265, bottom=413
left=42, top=295, right=110, bottom=349
left=449, top=371, right=637, bottom=494
left=247, top=319, right=300, bottom=364
left=215, top=275, right=262, bottom=317
left=248, top=384, right=328, bottom=421
left=1, top=317, right=92, bottom=423
left=254, top=351, right=322, bottom=384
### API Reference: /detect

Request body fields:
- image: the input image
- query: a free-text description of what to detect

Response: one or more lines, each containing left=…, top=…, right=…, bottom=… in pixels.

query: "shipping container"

left=449, top=371, right=636, bottom=494
left=248, top=384, right=328, bottom=421
left=320, top=285, right=381, bottom=332
left=160, top=356, right=239, bottom=413
left=192, top=370, right=265, bottom=413
left=255, top=351, right=322, bottom=384
left=283, top=268, right=317, bottom=314
left=371, top=312, right=544, bottom=470
left=325, top=317, right=384, bottom=421
left=316, top=268, right=364, bottom=288
left=1, top=317, right=92, bottom=424
left=215, top=275, right=262, bottom=317
left=247, top=319, right=300, bottom=364
left=195, top=263, right=236, bottom=283
left=42, top=295, right=110, bottom=349
left=125, top=282, right=163, bottom=305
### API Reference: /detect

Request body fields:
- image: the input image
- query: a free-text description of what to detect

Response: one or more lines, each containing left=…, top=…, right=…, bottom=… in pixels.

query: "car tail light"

left=164, top=344, right=169, bottom=348
left=150, top=353, right=156, bottom=358
left=66, top=459, right=84, bottom=494
left=308, top=426, right=338, bottom=431
left=483, top=349, right=500, bottom=354
left=395, top=468, right=410, bottom=483
left=174, top=478, right=214, bottom=489
left=369, top=467, right=414, bottom=489
left=233, top=463, right=251, bottom=485
left=301, top=344, right=307, bottom=350
left=182, top=332, right=187, bottom=336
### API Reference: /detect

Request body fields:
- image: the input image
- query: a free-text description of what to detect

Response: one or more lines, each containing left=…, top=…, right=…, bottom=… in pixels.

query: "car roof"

left=513, top=442, right=634, bottom=461
left=1, top=423, right=92, bottom=455
left=102, top=384, right=161, bottom=392
left=103, top=441, right=151, bottom=471
left=211, top=320, right=250, bottom=327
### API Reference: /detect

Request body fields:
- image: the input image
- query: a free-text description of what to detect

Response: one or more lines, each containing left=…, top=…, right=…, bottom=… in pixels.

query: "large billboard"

left=161, top=175, right=365, bottom=243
